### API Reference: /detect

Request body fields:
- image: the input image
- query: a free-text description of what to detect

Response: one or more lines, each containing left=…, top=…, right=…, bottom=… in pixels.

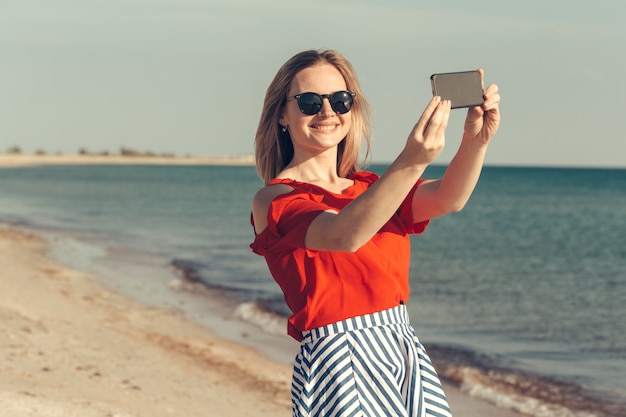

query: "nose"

left=318, top=97, right=335, bottom=116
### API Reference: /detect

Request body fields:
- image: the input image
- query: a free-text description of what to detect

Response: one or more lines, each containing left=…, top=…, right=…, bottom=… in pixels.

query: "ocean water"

left=1, top=163, right=625, bottom=417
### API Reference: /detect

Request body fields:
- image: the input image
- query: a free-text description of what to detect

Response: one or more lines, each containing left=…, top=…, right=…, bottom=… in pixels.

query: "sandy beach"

left=0, top=227, right=293, bottom=416
left=0, top=227, right=525, bottom=417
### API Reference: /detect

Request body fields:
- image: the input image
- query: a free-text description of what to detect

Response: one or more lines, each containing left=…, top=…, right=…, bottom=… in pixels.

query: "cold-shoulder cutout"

left=252, top=183, right=296, bottom=234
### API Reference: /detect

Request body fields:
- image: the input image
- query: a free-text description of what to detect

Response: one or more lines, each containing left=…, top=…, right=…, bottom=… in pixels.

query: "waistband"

left=301, top=304, right=410, bottom=343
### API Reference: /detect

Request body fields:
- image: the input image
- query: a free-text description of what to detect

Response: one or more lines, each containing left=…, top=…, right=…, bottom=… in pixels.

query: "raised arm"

left=254, top=72, right=500, bottom=253
left=412, top=72, right=501, bottom=223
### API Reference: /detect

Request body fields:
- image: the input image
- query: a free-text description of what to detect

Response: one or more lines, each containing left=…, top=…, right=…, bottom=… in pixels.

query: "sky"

left=1, top=0, right=625, bottom=168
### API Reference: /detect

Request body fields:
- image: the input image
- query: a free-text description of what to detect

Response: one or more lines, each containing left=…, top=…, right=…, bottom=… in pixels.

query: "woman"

left=250, top=49, right=500, bottom=417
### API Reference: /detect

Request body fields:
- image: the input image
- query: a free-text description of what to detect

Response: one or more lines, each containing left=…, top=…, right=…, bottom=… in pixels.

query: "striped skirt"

left=292, top=305, right=452, bottom=417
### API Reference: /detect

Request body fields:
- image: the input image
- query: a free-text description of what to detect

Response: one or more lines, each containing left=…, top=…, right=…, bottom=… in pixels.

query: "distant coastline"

left=0, top=153, right=255, bottom=167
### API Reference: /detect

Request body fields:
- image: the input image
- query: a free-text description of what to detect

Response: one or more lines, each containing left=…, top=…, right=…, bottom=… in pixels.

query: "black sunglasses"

left=286, top=90, right=356, bottom=115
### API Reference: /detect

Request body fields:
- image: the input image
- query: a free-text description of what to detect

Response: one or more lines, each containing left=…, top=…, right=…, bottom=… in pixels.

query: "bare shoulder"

left=252, top=183, right=294, bottom=209
left=251, top=184, right=294, bottom=233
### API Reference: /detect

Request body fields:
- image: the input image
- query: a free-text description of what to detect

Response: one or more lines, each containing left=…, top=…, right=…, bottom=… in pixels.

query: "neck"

left=283, top=149, right=346, bottom=182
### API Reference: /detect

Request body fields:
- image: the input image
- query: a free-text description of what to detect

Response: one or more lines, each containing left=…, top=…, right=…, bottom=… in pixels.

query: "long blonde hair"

left=254, top=49, right=373, bottom=185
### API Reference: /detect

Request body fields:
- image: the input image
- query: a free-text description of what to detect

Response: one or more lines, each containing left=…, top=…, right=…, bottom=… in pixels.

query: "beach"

left=4, top=154, right=624, bottom=416
left=0, top=153, right=255, bottom=168
left=0, top=224, right=521, bottom=416
left=0, top=227, right=292, bottom=416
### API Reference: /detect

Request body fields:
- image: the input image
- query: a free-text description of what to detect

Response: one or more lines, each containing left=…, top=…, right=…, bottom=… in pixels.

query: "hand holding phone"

left=430, top=70, right=483, bottom=109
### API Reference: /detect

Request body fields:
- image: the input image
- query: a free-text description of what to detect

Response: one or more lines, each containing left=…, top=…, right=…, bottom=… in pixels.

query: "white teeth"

left=314, top=125, right=336, bottom=131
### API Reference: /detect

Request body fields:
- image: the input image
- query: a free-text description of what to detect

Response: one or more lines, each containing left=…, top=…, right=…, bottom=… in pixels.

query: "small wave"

left=169, top=258, right=202, bottom=282
left=233, top=301, right=286, bottom=336
left=428, top=345, right=626, bottom=417
left=168, top=258, right=212, bottom=293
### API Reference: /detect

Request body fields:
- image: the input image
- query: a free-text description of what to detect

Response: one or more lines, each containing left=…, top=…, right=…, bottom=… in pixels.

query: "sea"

left=0, top=163, right=624, bottom=417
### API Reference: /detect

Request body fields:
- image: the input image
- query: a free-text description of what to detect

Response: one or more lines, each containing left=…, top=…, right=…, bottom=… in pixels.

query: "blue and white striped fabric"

left=292, top=305, right=452, bottom=417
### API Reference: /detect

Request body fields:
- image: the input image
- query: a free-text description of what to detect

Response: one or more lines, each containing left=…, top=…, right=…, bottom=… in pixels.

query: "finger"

left=477, top=68, right=485, bottom=89
left=466, top=104, right=484, bottom=122
left=436, top=100, right=452, bottom=135
left=424, top=99, right=450, bottom=138
left=415, top=95, right=442, bottom=132
left=482, top=85, right=500, bottom=111
left=484, top=93, right=500, bottom=111
left=483, top=83, right=499, bottom=98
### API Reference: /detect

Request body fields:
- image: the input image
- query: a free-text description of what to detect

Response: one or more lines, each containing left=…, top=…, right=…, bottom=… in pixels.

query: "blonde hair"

left=254, top=49, right=373, bottom=185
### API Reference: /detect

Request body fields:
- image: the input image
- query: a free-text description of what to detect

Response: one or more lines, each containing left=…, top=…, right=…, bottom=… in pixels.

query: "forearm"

left=436, top=135, right=489, bottom=211
left=345, top=151, right=427, bottom=224
left=411, top=135, right=489, bottom=223
left=437, top=78, right=501, bottom=208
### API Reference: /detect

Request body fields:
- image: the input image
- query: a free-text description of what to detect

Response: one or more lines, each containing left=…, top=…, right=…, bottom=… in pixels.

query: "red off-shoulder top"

left=250, top=171, right=428, bottom=341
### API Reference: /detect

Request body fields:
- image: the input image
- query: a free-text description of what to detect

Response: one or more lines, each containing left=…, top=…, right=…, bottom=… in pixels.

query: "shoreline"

left=0, top=225, right=522, bottom=416
left=0, top=153, right=255, bottom=167
left=0, top=226, right=291, bottom=416
left=3, top=153, right=624, bottom=171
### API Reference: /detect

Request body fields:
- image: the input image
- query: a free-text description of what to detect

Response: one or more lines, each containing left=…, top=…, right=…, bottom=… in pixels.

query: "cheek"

left=341, top=115, right=352, bottom=135
left=282, top=104, right=303, bottom=125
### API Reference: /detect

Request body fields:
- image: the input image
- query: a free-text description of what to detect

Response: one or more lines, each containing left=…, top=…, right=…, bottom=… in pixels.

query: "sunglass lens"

left=331, top=91, right=353, bottom=114
left=298, top=93, right=322, bottom=115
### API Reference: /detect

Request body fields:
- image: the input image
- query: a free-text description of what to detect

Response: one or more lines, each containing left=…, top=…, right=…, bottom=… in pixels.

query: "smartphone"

left=430, top=70, right=483, bottom=109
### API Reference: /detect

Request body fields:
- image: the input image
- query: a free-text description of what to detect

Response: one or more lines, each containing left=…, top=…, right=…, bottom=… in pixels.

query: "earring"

left=282, top=125, right=288, bottom=133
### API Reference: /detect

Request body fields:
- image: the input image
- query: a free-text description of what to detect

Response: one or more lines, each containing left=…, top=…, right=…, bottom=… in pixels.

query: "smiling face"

left=280, top=63, right=352, bottom=160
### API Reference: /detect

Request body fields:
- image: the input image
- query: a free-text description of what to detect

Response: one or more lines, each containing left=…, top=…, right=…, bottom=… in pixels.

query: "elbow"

left=334, top=235, right=366, bottom=253
left=306, top=231, right=364, bottom=253
left=306, top=212, right=368, bottom=253
left=436, top=197, right=469, bottom=216
left=344, top=242, right=364, bottom=253
left=440, top=189, right=474, bottom=214
left=448, top=199, right=468, bottom=213
left=328, top=233, right=368, bottom=253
